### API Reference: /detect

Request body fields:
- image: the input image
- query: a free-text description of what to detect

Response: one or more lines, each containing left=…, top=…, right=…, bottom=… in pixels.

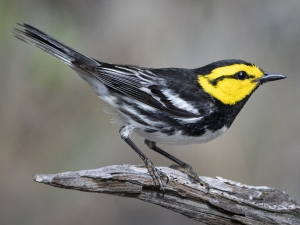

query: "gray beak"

left=256, top=72, right=286, bottom=84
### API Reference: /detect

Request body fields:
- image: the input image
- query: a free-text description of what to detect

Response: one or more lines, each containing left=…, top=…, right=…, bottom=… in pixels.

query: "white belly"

left=135, top=126, right=228, bottom=146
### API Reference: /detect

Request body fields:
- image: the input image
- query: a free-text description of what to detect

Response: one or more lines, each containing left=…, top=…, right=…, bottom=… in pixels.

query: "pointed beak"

left=256, top=72, right=286, bottom=84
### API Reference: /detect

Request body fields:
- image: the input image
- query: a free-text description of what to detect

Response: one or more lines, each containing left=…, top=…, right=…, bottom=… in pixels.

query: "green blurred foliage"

left=1, top=1, right=300, bottom=225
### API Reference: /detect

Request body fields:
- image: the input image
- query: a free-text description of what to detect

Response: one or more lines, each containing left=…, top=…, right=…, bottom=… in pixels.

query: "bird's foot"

left=170, top=164, right=210, bottom=193
left=145, top=159, right=169, bottom=196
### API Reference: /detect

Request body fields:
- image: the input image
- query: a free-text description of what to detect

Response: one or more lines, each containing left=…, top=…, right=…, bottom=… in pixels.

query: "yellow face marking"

left=198, top=64, right=264, bottom=105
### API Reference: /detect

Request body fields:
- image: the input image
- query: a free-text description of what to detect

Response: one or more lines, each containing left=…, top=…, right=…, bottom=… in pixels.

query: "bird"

left=13, top=23, right=286, bottom=194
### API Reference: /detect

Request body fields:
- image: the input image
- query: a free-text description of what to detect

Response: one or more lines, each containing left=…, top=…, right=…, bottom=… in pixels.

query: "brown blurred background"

left=1, top=1, right=300, bottom=224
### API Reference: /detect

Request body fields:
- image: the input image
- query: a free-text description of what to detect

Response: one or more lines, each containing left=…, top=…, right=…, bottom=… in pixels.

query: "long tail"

left=13, top=23, right=100, bottom=71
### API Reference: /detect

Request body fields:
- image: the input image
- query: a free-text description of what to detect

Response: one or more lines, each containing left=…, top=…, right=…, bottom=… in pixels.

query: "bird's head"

left=197, top=59, right=286, bottom=105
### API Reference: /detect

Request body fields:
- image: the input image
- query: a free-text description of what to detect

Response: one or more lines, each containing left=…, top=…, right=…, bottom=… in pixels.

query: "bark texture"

left=34, top=165, right=300, bottom=225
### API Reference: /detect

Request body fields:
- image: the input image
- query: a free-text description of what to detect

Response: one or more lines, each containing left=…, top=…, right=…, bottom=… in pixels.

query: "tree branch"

left=34, top=164, right=300, bottom=225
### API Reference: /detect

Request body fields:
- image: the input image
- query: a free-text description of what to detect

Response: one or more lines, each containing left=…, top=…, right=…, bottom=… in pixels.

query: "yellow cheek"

left=198, top=77, right=257, bottom=105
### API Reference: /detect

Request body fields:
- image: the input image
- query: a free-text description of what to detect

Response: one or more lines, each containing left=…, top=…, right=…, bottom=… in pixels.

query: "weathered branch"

left=34, top=164, right=300, bottom=225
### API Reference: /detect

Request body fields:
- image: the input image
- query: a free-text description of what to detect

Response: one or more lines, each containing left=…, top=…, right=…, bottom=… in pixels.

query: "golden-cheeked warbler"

left=13, top=24, right=286, bottom=193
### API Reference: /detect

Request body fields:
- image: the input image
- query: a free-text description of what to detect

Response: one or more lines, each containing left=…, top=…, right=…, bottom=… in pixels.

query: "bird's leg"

left=145, top=139, right=210, bottom=192
left=120, top=126, right=168, bottom=194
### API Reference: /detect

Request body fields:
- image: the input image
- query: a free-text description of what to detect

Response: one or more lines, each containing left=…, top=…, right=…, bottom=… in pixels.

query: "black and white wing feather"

left=94, top=64, right=200, bottom=117
left=13, top=23, right=201, bottom=118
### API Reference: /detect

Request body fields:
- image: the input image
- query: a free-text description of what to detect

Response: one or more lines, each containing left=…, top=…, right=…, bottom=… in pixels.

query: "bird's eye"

left=236, top=71, right=247, bottom=80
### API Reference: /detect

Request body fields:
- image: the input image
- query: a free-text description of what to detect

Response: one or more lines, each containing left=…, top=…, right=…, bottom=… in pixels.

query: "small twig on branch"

left=34, top=164, right=300, bottom=225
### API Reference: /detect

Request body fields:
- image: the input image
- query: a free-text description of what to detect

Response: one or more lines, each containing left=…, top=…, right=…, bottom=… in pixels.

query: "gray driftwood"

left=34, top=164, right=300, bottom=225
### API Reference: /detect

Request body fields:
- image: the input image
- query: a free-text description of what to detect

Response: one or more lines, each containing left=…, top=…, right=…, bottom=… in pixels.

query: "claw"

left=145, top=159, right=169, bottom=196
left=170, top=164, right=210, bottom=193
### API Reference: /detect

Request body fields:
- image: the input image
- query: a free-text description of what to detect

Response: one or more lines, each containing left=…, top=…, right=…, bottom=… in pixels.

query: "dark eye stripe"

left=209, top=74, right=255, bottom=86
left=209, top=75, right=235, bottom=85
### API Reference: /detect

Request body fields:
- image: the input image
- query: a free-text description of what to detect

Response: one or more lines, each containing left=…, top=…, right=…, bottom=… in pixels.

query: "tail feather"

left=13, top=23, right=99, bottom=70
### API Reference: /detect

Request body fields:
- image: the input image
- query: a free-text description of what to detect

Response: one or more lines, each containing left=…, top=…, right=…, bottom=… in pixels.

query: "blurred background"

left=1, top=1, right=300, bottom=224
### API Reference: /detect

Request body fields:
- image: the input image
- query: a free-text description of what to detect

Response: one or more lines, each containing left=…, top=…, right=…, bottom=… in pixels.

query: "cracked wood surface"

left=34, top=165, right=300, bottom=225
